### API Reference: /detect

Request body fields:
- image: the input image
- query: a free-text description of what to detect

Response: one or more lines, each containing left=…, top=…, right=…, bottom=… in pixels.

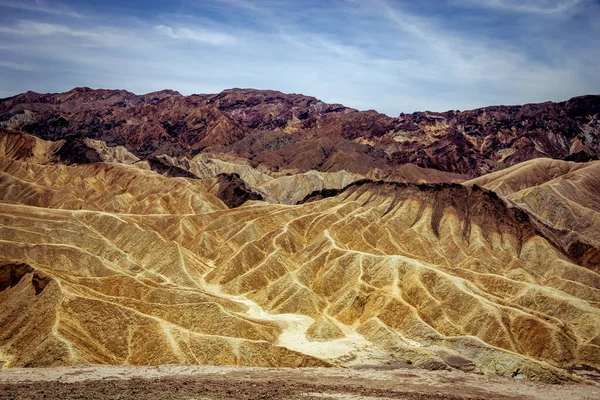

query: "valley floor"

left=0, top=365, right=599, bottom=400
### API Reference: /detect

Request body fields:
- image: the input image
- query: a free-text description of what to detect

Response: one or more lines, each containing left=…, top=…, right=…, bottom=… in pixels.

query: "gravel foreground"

left=1, top=365, right=600, bottom=400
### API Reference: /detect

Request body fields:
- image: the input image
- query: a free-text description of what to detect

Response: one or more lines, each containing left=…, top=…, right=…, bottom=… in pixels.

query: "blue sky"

left=0, top=0, right=599, bottom=115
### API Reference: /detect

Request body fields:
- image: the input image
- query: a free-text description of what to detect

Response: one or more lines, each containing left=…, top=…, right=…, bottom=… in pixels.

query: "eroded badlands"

left=1, top=130, right=599, bottom=386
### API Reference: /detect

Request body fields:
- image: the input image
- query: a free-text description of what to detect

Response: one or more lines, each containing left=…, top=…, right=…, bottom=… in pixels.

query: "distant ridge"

left=1, top=88, right=598, bottom=177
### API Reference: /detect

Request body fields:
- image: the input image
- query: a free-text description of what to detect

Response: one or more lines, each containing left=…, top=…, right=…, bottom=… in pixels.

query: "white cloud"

left=210, top=0, right=265, bottom=14
left=0, top=21, right=151, bottom=49
left=0, top=0, right=82, bottom=18
left=156, top=25, right=237, bottom=46
left=0, top=21, right=76, bottom=36
left=0, top=61, right=34, bottom=71
left=454, top=0, right=585, bottom=15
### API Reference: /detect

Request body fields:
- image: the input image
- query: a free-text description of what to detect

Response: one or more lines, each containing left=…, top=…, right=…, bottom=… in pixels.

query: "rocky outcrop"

left=207, top=173, right=265, bottom=208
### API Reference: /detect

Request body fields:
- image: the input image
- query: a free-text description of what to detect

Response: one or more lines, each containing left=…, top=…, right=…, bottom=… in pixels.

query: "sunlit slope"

left=466, top=158, right=600, bottom=269
left=464, top=158, right=593, bottom=196
left=0, top=154, right=330, bottom=368
left=0, top=204, right=331, bottom=368
left=179, top=182, right=600, bottom=381
left=0, top=132, right=599, bottom=383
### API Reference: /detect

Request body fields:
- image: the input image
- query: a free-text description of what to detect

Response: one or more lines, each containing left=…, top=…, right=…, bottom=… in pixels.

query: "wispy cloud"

left=454, top=0, right=585, bottom=15
left=0, top=20, right=150, bottom=48
left=0, top=0, right=82, bottom=18
left=210, top=0, right=265, bottom=14
left=156, top=25, right=237, bottom=46
left=0, top=21, right=80, bottom=36
left=0, top=61, right=34, bottom=71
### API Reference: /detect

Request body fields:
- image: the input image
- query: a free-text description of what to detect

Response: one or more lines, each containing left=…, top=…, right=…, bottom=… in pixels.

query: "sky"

left=0, top=0, right=599, bottom=115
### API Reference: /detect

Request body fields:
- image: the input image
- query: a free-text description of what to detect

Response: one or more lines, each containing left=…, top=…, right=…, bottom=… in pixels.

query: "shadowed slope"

left=0, top=130, right=62, bottom=164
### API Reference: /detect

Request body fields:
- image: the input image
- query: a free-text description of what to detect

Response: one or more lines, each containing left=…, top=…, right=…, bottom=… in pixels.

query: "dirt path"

left=0, top=365, right=599, bottom=400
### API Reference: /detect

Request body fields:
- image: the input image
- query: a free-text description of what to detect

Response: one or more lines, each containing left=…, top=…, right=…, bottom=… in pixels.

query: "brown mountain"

left=1, top=88, right=598, bottom=177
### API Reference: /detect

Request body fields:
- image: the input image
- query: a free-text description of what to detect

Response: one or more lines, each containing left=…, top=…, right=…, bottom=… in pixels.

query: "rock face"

left=1, top=88, right=598, bottom=176
left=0, top=88, right=599, bottom=385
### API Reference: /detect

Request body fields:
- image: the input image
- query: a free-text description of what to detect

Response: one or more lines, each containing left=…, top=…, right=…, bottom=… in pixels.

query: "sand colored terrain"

left=150, top=152, right=365, bottom=205
left=0, top=132, right=599, bottom=385
left=466, top=158, right=600, bottom=269
left=137, top=146, right=466, bottom=205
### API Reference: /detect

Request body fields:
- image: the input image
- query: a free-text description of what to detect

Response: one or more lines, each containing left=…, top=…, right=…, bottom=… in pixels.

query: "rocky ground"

left=0, top=365, right=599, bottom=400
